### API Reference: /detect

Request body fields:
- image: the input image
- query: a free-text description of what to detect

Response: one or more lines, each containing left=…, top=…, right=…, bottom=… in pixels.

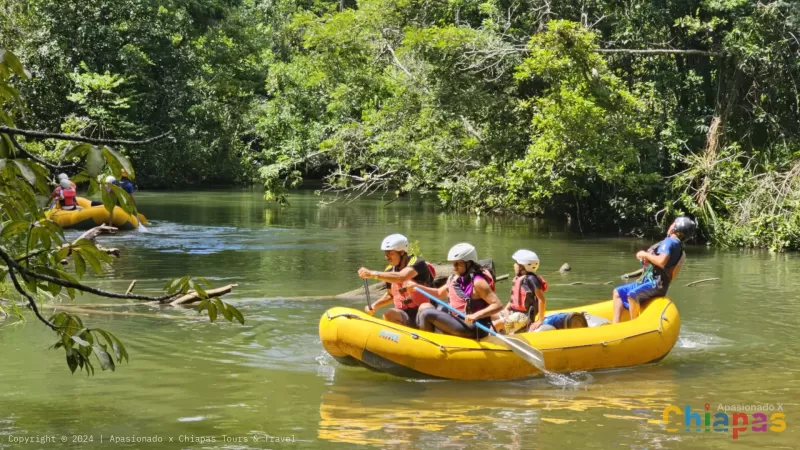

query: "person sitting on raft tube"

left=358, top=234, right=435, bottom=328
left=612, top=216, right=696, bottom=323
left=56, top=178, right=81, bottom=211
left=410, top=243, right=503, bottom=339
left=48, top=173, right=76, bottom=207
left=492, top=249, right=547, bottom=334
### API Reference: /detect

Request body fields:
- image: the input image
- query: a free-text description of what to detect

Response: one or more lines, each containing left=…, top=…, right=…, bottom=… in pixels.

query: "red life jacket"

left=387, top=256, right=436, bottom=310
left=60, top=188, right=77, bottom=208
left=509, top=274, right=547, bottom=315
left=447, top=269, right=495, bottom=314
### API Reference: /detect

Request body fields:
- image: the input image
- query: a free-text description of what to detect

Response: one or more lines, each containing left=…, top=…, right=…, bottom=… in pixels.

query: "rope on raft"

left=325, top=312, right=512, bottom=354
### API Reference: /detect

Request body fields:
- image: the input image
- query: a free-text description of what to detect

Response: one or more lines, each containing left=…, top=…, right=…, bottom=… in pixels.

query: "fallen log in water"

left=686, top=278, right=720, bottom=287
left=168, top=284, right=238, bottom=306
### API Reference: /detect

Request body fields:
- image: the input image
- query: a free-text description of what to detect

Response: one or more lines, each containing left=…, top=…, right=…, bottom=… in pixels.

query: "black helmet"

left=671, top=216, right=696, bottom=240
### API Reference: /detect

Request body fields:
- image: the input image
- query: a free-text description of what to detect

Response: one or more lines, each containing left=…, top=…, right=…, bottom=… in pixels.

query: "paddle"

left=415, top=288, right=547, bottom=372
left=363, top=279, right=373, bottom=312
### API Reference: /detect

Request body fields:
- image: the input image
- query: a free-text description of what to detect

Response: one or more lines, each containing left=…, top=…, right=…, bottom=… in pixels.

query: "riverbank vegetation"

left=2, top=0, right=799, bottom=249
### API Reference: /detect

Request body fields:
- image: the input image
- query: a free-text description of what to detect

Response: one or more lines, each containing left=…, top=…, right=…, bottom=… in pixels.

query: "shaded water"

left=1, top=190, right=798, bottom=448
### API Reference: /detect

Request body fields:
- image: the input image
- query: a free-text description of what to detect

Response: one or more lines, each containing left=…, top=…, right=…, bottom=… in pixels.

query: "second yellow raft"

left=319, top=297, right=680, bottom=380
left=46, top=197, right=149, bottom=231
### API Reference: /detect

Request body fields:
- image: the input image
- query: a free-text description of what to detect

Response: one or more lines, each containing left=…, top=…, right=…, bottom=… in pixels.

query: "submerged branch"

left=685, top=278, right=720, bottom=287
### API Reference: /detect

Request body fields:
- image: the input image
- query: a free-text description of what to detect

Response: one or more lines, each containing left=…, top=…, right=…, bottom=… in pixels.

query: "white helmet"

left=380, top=234, right=409, bottom=252
left=105, top=175, right=117, bottom=184
left=512, top=249, right=540, bottom=273
left=57, top=173, right=69, bottom=181
left=59, top=178, right=72, bottom=189
left=448, top=243, right=478, bottom=263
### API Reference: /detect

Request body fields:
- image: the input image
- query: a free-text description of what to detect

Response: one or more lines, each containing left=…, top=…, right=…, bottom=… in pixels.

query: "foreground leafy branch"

left=1, top=48, right=243, bottom=375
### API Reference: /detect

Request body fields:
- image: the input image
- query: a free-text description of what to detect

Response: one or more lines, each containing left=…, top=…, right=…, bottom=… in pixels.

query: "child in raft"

left=492, top=249, right=547, bottom=334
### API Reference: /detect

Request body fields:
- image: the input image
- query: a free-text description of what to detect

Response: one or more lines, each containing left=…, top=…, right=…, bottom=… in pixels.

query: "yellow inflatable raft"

left=46, top=197, right=149, bottom=231
left=319, top=298, right=680, bottom=380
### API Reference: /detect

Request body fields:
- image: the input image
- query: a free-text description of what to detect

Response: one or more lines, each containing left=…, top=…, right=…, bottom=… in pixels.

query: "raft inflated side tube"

left=45, top=197, right=148, bottom=231
left=320, top=297, right=680, bottom=380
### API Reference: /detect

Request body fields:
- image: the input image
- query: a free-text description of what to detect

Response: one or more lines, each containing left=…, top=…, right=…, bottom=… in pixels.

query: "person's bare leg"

left=628, top=299, right=641, bottom=320
left=383, top=309, right=406, bottom=325
left=613, top=289, right=624, bottom=323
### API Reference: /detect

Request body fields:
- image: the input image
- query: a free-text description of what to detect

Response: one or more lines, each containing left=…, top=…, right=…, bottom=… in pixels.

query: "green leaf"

left=100, top=180, right=116, bottom=215
left=166, top=275, right=190, bottom=294
left=73, top=252, right=86, bottom=277
left=95, top=329, right=125, bottom=363
left=216, top=298, right=232, bottom=321
left=79, top=249, right=103, bottom=275
left=66, top=349, right=79, bottom=374
left=109, top=184, right=135, bottom=215
left=71, top=335, right=90, bottom=347
left=64, top=143, right=92, bottom=160
left=194, top=283, right=208, bottom=300
left=93, top=344, right=115, bottom=371
left=227, top=303, right=245, bottom=325
left=208, top=301, right=218, bottom=322
left=3, top=50, right=27, bottom=78
left=87, top=178, right=98, bottom=197
left=102, top=146, right=134, bottom=180
left=196, top=299, right=210, bottom=313
left=70, top=171, right=90, bottom=184
left=13, top=160, right=36, bottom=185
left=0, top=134, right=11, bottom=158
left=86, top=146, right=105, bottom=177
left=1, top=219, right=30, bottom=239
left=111, top=333, right=129, bottom=363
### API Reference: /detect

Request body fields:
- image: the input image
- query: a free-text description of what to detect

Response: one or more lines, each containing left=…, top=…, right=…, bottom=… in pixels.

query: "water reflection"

left=318, top=365, right=682, bottom=448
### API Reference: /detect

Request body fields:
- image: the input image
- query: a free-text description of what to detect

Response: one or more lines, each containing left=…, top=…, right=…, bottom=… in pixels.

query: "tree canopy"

left=2, top=0, right=799, bottom=250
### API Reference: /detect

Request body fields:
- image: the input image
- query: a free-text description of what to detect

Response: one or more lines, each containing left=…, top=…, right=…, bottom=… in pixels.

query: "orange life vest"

left=387, top=256, right=435, bottom=310
left=509, top=274, right=547, bottom=317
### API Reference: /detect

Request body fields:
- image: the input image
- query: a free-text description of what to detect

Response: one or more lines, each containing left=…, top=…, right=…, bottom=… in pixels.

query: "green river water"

left=1, top=190, right=798, bottom=449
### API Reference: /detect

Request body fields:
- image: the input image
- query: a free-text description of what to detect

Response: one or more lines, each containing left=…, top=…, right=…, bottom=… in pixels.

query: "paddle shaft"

left=364, top=279, right=373, bottom=311
left=415, top=287, right=547, bottom=372
left=415, top=288, right=494, bottom=336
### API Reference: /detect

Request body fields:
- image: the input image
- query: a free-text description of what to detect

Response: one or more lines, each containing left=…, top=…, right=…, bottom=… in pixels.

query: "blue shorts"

left=615, top=280, right=664, bottom=310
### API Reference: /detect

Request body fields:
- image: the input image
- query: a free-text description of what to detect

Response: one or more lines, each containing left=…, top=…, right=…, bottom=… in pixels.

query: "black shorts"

left=393, top=306, right=419, bottom=328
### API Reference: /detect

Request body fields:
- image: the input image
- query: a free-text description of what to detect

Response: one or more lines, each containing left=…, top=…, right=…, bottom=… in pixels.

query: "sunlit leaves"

left=50, top=313, right=128, bottom=375
left=196, top=296, right=244, bottom=325
left=86, top=146, right=105, bottom=177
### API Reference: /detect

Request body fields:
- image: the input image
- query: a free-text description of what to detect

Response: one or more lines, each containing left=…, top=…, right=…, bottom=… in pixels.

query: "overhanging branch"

left=595, top=49, right=722, bottom=57
left=0, top=247, right=177, bottom=302
left=10, top=135, right=78, bottom=170
left=0, top=126, right=171, bottom=146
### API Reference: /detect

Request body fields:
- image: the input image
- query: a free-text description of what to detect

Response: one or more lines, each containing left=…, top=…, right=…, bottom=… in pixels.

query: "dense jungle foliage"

left=2, top=0, right=799, bottom=249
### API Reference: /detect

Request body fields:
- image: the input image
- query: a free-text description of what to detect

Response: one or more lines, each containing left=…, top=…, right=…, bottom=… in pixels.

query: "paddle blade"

left=488, top=335, right=547, bottom=372
left=138, top=222, right=148, bottom=232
